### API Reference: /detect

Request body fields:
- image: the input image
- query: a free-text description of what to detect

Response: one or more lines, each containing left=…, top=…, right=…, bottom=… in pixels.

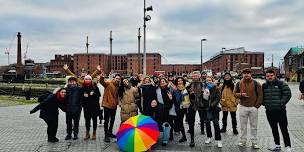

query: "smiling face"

left=159, top=78, right=168, bottom=88
left=224, top=74, right=231, bottom=80
left=242, top=72, right=252, bottom=80
left=123, top=79, right=129, bottom=87
left=59, top=89, right=67, bottom=98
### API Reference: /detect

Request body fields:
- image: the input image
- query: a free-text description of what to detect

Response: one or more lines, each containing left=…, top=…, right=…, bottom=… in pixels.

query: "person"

left=63, top=64, right=101, bottom=85
left=203, top=76, right=222, bottom=148
left=299, top=79, right=304, bottom=100
left=96, top=76, right=105, bottom=126
left=118, top=78, right=139, bottom=123
left=199, top=71, right=208, bottom=134
left=81, top=75, right=101, bottom=140
left=182, top=74, right=190, bottom=87
left=219, top=72, right=238, bottom=135
left=30, top=88, right=67, bottom=142
left=99, top=71, right=121, bottom=143
left=262, top=69, right=292, bottom=152
left=155, top=78, right=173, bottom=146
left=186, top=71, right=202, bottom=147
left=234, top=68, right=263, bottom=149
left=65, top=76, right=82, bottom=140
left=138, top=76, right=157, bottom=119
left=173, top=77, right=190, bottom=144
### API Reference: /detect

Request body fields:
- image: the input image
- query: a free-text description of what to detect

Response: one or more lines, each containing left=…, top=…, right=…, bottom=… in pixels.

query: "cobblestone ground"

left=0, top=82, right=304, bottom=152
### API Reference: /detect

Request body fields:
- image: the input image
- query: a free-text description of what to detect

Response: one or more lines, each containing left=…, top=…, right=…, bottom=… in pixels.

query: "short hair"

left=265, top=69, right=277, bottom=75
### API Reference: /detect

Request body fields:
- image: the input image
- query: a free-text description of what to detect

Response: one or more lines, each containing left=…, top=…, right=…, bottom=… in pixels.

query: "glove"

left=30, top=110, right=35, bottom=114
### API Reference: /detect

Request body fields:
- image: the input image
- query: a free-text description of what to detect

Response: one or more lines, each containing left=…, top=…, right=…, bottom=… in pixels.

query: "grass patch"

left=0, top=95, right=37, bottom=107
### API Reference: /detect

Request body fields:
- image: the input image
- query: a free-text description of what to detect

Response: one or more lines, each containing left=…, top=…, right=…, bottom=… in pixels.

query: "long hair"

left=118, top=77, right=125, bottom=99
left=222, top=73, right=234, bottom=92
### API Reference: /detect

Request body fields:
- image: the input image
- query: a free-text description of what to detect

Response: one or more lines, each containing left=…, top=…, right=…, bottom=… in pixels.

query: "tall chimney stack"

left=17, top=32, right=22, bottom=65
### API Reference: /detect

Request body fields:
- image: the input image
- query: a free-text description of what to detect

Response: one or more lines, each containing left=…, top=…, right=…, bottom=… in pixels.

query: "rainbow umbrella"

left=116, top=114, right=160, bottom=152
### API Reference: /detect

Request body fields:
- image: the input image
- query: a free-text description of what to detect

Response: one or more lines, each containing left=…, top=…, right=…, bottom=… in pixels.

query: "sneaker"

left=48, top=137, right=59, bottom=142
left=108, top=133, right=116, bottom=138
left=268, top=146, right=281, bottom=151
left=286, top=146, right=292, bottom=152
left=178, top=137, right=187, bottom=143
left=217, top=141, right=223, bottom=148
left=205, top=138, right=211, bottom=144
left=189, top=141, right=195, bottom=147
left=238, top=141, right=246, bottom=147
left=65, top=135, right=72, bottom=140
left=220, top=128, right=226, bottom=133
left=161, top=143, right=167, bottom=146
left=252, top=143, right=260, bottom=149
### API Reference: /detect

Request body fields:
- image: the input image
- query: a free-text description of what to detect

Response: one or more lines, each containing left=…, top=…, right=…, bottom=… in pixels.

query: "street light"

left=143, top=0, right=153, bottom=76
left=201, top=39, right=207, bottom=72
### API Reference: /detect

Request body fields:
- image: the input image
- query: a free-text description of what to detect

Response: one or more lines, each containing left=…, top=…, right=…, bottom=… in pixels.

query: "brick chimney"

left=17, top=32, right=22, bottom=66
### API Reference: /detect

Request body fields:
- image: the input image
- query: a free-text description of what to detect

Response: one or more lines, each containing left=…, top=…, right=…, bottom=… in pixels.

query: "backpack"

left=236, top=80, right=258, bottom=96
left=37, top=91, right=52, bottom=103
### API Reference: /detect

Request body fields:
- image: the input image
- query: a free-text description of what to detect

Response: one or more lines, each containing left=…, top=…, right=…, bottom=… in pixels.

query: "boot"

left=233, top=128, right=239, bottom=135
left=83, top=131, right=90, bottom=140
left=104, top=136, right=110, bottom=143
left=189, top=137, right=195, bottom=147
left=92, top=131, right=96, bottom=140
left=220, top=126, right=226, bottom=133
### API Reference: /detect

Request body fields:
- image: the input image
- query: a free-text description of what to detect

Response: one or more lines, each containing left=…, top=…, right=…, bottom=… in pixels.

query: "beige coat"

left=119, top=86, right=139, bottom=122
left=219, top=85, right=238, bottom=112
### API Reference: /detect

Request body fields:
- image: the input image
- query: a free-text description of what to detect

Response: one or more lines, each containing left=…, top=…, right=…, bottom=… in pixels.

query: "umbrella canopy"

left=116, top=114, right=160, bottom=152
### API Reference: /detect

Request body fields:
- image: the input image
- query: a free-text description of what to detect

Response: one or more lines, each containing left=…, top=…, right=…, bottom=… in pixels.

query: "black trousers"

left=205, top=111, right=221, bottom=140
left=84, top=115, right=98, bottom=132
left=66, top=112, right=81, bottom=136
left=186, top=107, right=196, bottom=140
left=198, top=109, right=206, bottom=133
left=222, top=111, right=237, bottom=129
left=266, top=109, right=291, bottom=147
left=99, top=109, right=104, bottom=121
left=44, top=118, right=58, bottom=140
left=104, top=107, right=117, bottom=136
left=176, top=108, right=187, bottom=138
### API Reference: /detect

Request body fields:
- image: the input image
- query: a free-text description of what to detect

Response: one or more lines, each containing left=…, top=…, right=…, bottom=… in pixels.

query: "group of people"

left=30, top=65, right=293, bottom=152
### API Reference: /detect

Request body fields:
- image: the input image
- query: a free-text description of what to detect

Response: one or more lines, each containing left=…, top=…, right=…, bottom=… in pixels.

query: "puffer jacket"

left=119, top=86, right=139, bottom=122
left=100, top=77, right=119, bottom=109
left=66, top=86, right=82, bottom=114
left=262, top=79, right=291, bottom=110
left=219, top=85, right=238, bottom=112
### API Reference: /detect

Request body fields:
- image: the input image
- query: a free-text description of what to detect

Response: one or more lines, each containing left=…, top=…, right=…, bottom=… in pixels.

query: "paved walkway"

left=0, top=83, right=304, bottom=152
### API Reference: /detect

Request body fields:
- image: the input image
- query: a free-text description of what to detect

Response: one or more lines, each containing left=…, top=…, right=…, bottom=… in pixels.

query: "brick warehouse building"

left=48, top=52, right=162, bottom=76
left=202, top=47, right=264, bottom=74
left=47, top=54, right=74, bottom=73
left=160, top=64, right=201, bottom=75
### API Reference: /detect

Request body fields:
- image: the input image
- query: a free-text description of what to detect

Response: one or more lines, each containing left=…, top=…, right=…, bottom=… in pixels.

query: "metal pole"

left=138, top=28, right=141, bottom=74
left=110, top=31, right=113, bottom=74
left=200, top=40, right=202, bottom=72
left=86, top=36, right=89, bottom=54
left=143, top=0, right=147, bottom=76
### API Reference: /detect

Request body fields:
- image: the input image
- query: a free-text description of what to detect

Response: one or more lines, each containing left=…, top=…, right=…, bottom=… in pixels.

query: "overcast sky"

left=1, top=0, right=303, bottom=67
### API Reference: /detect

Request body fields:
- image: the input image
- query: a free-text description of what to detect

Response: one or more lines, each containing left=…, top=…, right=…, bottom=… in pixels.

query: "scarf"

left=156, top=87, right=164, bottom=104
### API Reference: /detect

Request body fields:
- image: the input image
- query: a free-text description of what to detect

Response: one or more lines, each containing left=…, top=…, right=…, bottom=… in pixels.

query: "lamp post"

left=109, top=31, right=113, bottom=74
left=143, top=0, right=153, bottom=76
left=138, top=28, right=141, bottom=74
left=200, top=39, right=207, bottom=72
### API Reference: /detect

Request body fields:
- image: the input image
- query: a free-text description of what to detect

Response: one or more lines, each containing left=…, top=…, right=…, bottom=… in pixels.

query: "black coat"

left=139, top=84, right=157, bottom=117
left=66, top=86, right=82, bottom=114
left=156, top=87, right=173, bottom=126
left=81, top=86, right=101, bottom=117
left=31, top=94, right=66, bottom=121
left=300, top=80, right=304, bottom=93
